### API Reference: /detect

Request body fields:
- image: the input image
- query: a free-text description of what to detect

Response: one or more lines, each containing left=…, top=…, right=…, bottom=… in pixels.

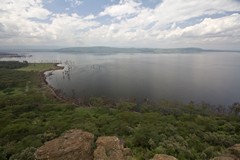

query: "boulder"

left=211, top=144, right=240, bottom=160
left=94, top=136, right=131, bottom=160
left=210, top=156, right=236, bottom=160
left=35, top=129, right=94, bottom=160
left=228, top=144, right=240, bottom=158
left=151, top=154, right=177, bottom=160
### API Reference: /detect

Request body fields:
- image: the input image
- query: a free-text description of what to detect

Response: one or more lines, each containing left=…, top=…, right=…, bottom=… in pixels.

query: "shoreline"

left=40, top=63, right=83, bottom=106
left=40, top=63, right=69, bottom=103
left=0, top=52, right=26, bottom=58
left=41, top=65, right=114, bottom=106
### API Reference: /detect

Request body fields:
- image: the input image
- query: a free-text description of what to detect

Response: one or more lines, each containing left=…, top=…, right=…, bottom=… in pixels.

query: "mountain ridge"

left=1, top=46, right=240, bottom=53
left=55, top=46, right=240, bottom=53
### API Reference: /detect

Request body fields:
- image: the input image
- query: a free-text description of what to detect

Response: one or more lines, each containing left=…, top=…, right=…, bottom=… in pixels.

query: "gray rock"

left=210, top=156, right=236, bottom=160
left=94, top=136, right=131, bottom=160
left=151, top=154, right=177, bottom=160
left=229, top=144, right=240, bottom=158
left=35, top=129, right=94, bottom=160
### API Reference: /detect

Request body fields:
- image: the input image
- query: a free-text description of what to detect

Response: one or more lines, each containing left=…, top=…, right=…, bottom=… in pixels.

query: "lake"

left=2, top=51, right=240, bottom=105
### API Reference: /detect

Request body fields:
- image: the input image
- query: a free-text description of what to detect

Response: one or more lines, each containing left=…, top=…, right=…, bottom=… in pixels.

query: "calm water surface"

left=2, top=52, right=240, bottom=105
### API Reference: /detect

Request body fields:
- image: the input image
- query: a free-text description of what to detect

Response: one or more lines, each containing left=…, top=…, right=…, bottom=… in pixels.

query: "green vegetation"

left=16, top=63, right=60, bottom=72
left=0, top=61, right=28, bottom=69
left=0, top=61, right=239, bottom=160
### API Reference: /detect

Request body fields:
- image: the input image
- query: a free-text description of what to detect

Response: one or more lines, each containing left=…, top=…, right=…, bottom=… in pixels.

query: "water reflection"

left=2, top=52, right=240, bottom=105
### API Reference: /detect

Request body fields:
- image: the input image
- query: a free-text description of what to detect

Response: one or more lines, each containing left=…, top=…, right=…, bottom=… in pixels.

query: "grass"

left=0, top=62, right=63, bottom=104
left=16, top=63, right=61, bottom=72
left=0, top=87, right=24, bottom=95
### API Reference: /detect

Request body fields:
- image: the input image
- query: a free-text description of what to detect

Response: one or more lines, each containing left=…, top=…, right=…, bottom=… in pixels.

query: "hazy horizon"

left=1, top=46, right=240, bottom=52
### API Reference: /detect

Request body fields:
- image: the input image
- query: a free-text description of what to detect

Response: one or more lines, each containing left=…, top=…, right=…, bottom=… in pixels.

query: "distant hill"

left=55, top=46, right=240, bottom=54
left=1, top=46, right=239, bottom=54
left=55, top=46, right=205, bottom=54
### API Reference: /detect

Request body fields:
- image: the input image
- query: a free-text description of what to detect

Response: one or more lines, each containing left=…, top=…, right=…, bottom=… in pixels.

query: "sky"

left=0, top=0, right=240, bottom=49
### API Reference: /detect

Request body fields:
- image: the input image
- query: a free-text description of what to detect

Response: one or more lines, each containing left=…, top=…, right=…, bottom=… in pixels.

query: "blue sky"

left=43, top=0, right=160, bottom=16
left=0, top=0, right=240, bottom=49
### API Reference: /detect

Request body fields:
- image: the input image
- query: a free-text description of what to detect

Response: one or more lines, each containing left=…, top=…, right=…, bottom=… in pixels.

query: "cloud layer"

left=0, top=0, right=240, bottom=49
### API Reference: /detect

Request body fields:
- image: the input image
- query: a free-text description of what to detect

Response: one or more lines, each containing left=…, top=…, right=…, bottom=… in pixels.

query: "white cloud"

left=47, top=13, right=99, bottom=43
left=172, top=14, right=240, bottom=38
left=84, top=14, right=95, bottom=20
left=65, top=0, right=83, bottom=7
left=0, top=0, right=52, bottom=45
left=0, top=0, right=98, bottom=46
left=0, top=0, right=51, bottom=20
left=150, top=0, right=240, bottom=29
left=90, top=0, right=240, bottom=49
left=99, top=0, right=142, bottom=19
left=111, top=0, right=240, bottom=32
left=0, top=0, right=240, bottom=49
left=46, top=0, right=55, bottom=3
left=157, top=13, right=240, bottom=46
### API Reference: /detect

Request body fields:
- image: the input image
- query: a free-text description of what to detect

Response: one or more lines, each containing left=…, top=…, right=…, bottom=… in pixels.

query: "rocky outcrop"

left=94, top=136, right=132, bottom=160
left=210, top=156, right=236, bottom=160
left=34, top=129, right=240, bottom=160
left=35, top=130, right=131, bottom=160
left=229, top=144, right=240, bottom=158
left=151, top=154, right=177, bottom=160
left=34, top=129, right=184, bottom=160
left=211, top=144, right=240, bottom=160
left=35, top=129, right=94, bottom=160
